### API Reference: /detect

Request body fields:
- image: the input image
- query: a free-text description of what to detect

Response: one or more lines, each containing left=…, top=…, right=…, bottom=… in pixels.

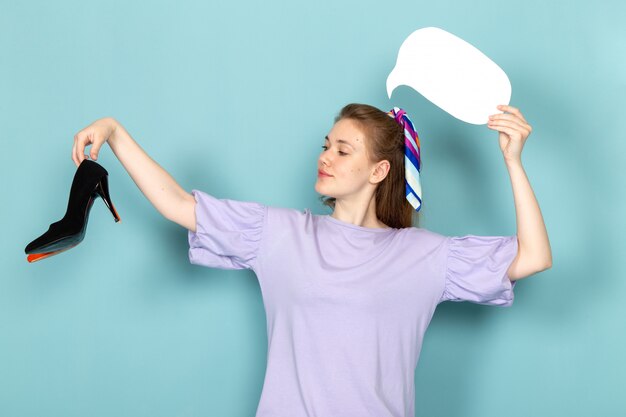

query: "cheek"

left=353, top=164, right=365, bottom=173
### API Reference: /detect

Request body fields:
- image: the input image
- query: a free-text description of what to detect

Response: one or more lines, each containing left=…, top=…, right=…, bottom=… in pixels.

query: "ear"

left=371, top=160, right=391, bottom=184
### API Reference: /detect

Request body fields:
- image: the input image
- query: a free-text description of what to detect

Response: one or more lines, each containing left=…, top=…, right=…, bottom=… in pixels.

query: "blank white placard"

left=387, top=27, right=511, bottom=125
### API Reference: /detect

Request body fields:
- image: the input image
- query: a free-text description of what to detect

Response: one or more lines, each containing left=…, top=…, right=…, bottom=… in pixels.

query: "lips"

left=318, top=169, right=332, bottom=177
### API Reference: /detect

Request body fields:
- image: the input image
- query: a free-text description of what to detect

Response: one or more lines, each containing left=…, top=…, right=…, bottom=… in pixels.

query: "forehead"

left=327, top=119, right=364, bottom=148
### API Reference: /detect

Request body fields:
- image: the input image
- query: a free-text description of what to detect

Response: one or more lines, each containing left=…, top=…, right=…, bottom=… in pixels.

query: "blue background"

left=2, top=0, right=624, bottom=416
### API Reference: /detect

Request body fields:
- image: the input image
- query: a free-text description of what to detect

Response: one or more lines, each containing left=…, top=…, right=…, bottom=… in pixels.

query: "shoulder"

left=266, top=205, right=310, bottom=220
left=389, top=226, right=449, bottom=258
left=265, top=205, right=314, bottom=230
left=400, top=225, right=447, bottom=243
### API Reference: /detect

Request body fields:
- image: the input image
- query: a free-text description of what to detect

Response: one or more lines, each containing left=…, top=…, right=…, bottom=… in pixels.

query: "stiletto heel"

left=94, top=175, right=121, bottom=222
left=25, top=159, right=122, bottom=263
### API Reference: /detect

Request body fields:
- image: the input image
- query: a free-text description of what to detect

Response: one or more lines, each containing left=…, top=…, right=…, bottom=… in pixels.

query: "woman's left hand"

left=488, top=105, right=533, bottom=162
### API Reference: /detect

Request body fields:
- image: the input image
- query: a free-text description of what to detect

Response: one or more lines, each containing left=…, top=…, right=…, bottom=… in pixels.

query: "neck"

left=331, top=196, right=389, bottom=229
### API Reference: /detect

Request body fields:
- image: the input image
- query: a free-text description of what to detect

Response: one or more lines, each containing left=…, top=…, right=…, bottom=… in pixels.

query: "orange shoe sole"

left=26, top=243, right=80, bottom=263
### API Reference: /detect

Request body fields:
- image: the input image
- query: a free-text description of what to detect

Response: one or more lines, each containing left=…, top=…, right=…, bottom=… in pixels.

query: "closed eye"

left=321, top=145, right=348, bottom=156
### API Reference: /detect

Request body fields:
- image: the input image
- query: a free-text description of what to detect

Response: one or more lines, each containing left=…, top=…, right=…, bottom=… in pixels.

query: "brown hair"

left=318, top=103, right=421, bottom=229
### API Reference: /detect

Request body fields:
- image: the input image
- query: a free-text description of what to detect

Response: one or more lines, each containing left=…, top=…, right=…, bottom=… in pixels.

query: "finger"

left=487, top=123, right=520, bottom=139
left=497, top=104, right=526, bottom=123
left=489, top=113, right=532, bottom=130
left=72, top=136, right=78, bottom=166
left=497, top=105, right=527, bottom=123
left=488, top=118, right=526, bottom=131
left=75, top=134, right=84, bottom=164
left=76, top=133, right=89, bottom=164
left=74, top=134, right=86, bottom=165
left=90, top=140, right=102, bottom=160
left=488, top=117, right=529, bottom=134
left=487, top=120, right=530, bottom=138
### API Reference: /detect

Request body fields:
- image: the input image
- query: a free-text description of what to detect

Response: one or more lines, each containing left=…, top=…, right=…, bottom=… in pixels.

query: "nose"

left=319, top=148, right=331, bottom=167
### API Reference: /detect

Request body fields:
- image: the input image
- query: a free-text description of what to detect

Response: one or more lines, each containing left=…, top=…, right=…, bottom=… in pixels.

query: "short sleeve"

left=439, top=235, right=519, bottom=307
left=187, top=189, right=266, bottom=270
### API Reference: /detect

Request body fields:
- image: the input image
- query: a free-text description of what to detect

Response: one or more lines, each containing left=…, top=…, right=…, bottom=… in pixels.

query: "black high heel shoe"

left=25, top=159, right=121, bottom=263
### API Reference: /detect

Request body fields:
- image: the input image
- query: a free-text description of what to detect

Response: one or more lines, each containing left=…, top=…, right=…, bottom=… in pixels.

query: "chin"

left=314, top=182, right=332, bottom=197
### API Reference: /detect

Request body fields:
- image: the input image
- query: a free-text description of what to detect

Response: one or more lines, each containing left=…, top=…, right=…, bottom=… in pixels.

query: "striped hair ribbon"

left=387, top=107, right=422, bottom=212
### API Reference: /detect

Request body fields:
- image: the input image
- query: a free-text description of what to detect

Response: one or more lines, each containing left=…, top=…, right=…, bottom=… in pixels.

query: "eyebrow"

left=325, top=135, right=355, bottom=149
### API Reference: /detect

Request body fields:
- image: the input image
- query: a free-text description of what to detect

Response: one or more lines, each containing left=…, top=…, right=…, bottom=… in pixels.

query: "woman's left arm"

left=488, top=104, right=552, bottom=281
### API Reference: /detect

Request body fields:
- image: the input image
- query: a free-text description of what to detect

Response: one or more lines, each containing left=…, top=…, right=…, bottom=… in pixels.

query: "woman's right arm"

left=72, top=117, right=197, bottom=232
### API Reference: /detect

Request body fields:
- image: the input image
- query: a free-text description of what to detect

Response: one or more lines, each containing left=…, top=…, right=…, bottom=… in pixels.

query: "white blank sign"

left=387, top=27, right=511, bottom=125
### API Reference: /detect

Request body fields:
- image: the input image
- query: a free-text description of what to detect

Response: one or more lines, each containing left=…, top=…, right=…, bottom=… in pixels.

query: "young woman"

left=72, top=103, right=551, bottom=417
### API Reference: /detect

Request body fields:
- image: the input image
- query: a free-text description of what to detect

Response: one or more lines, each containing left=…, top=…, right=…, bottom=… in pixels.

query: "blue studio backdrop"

left=1, top=0, right=624, bottom=416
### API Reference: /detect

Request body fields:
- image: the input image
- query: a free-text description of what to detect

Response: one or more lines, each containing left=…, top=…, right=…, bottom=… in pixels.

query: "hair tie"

left=387, top=107, right=422, bottom=212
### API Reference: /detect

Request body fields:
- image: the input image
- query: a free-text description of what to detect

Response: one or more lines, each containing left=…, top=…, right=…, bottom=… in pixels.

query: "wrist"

left=504, top=156, right=523, bottom=167
left=107, top=117, right=121, bottom=143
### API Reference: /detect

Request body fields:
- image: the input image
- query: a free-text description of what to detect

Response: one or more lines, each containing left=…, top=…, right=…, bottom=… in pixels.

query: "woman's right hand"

left=72, top=117, right=118, bottom=167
